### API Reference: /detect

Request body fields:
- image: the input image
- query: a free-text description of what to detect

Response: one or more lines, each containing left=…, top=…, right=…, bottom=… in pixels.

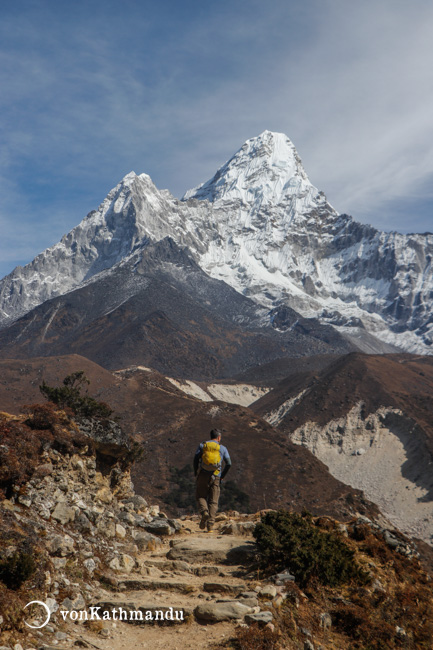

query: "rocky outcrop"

left=78, top=417, right=132, bottom=459
left=0, top=411, right=185, bottom=648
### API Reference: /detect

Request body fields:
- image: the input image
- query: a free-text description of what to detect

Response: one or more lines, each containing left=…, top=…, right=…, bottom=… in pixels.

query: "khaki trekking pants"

left=196, top=470, right=221, bottom=528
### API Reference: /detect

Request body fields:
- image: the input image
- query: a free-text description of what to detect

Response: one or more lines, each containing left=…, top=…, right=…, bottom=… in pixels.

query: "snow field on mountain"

left=1, top=130, right=433, bottom=354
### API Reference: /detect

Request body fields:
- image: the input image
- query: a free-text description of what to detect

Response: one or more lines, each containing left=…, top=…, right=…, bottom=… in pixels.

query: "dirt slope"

left=0, top=354, right=376, bottom=521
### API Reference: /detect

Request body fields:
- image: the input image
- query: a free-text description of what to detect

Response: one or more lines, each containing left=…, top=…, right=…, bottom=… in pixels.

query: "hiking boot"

left=199, top=512, right=209, bottom=530
left=206, top=527, right=214, bottom=533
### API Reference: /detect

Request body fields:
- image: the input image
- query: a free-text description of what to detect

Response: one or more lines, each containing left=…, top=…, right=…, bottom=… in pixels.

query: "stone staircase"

left=74, top=516, right=282, bottom=650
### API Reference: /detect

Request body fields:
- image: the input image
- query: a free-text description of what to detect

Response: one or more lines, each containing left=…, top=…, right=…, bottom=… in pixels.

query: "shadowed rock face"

left=79, top=418, right=131, bottom=459
left=0, top=239, right=354, bottom=379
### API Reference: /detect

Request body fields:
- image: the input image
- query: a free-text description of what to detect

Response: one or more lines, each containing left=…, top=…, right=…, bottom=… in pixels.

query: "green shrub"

left=254, top=510, right=368, bottom=589
left=0, top=551, right=36, bottom=589
left=40, top=371, right=113, bottom=419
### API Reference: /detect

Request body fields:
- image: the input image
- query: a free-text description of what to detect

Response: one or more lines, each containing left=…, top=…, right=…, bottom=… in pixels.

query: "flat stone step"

left=203, top=582, right=246, bottom=596
left=144, top=559, right=192, bottom=571
left=167, top=536, right=256, bottom=564
left=118, top=579, right=197, bottom=594
left=144, top=559, right=221, bottom=576
left=193, top=565, right=222, bottom=577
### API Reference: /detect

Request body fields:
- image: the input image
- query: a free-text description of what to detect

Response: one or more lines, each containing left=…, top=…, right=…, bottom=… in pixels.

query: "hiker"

left=193, top=428, right=232, bottom=532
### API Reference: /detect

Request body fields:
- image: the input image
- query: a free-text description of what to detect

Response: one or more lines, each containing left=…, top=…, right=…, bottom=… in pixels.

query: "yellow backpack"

left=201, top=441, right=221, bottom=475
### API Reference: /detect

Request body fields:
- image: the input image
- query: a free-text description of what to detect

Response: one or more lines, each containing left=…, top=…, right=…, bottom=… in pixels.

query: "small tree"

left=39, top=371, right=113, bottom=419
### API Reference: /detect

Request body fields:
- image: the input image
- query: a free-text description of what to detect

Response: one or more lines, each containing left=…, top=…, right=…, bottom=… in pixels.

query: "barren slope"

left=252, top=353, right=433, bottom=543
left=0, top=354, right=376, bottom=521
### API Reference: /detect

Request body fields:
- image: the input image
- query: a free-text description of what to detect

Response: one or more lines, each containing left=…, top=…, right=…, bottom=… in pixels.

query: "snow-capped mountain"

left=1, top=130, right=432, bottom=354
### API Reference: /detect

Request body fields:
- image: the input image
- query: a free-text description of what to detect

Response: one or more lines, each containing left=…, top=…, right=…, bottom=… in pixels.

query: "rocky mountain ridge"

left=0, top=131, right=432, bottom=356
left=0, top=238, right=354, bottom=377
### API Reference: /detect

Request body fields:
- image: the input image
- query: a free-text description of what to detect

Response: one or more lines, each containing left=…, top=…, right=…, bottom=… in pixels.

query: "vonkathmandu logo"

left=24, top=601, right=185, bottom=627
left=24, top=601, right=51, bottom=629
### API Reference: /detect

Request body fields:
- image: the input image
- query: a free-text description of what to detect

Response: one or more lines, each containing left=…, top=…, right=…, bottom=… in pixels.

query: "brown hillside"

left=253, top=352, right=433, bottom=453
left=0, top=355, right=377, bottom=521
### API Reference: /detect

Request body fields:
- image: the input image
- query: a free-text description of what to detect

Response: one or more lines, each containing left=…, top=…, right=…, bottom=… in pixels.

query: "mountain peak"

left=183, top=130, right=312, bottom=207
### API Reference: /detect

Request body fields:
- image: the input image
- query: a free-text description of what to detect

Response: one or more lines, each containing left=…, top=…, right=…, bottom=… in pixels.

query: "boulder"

left=134, top=532, right=163, bottom=551
left=75, top=512, right=92, bottom=533
left=48, top=534, right=75, bottom=557
left=97, top=519, right=116, bottom=539
left=115, top=523, right=127, bottom=539
left=259, top=585, right=277, bottom=598
left=193, top=566, right=219, bottom=577
left=118, top=511, right=136, bottom=525
left=51, top=502, right=76, bottom=525
left=236, top=597, right=259, bottom=608
left=61, top=594, right=86, bottom=610
left=141, top=520, right=175, bottom=536
left=245, top=611, right=274, bottom=626
left=273, top=570, right=296, bottom=585
left=220, top=521, right=255, bottom=536
left=194, top=601, right=253, bottom=623
left=384, top=530, right=399, bottom=549
left=78, top=418, right=131, bottom=460
left=122, top=495, right=148, bottom=511
left=17, top=495, right=32, bottom=508
left=83, top=558, right=97, bottom=574
left=109, top=554, right=135, bottom=574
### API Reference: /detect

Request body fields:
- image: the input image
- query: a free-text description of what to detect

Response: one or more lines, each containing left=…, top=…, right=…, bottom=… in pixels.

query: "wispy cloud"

left=0, top=0, right=432, bottom=277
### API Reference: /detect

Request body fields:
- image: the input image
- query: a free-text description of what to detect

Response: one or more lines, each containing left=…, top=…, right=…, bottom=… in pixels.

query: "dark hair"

left=210, top=429, right=222, bottom=440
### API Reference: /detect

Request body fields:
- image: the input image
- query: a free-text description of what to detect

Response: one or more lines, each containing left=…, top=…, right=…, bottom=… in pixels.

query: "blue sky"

left=1, top=0, right=433, bottom=277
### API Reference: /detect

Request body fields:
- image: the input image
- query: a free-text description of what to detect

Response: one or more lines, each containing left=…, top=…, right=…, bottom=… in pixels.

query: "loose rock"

left=245, top=611, right=274, bottom=626
left=194, top=601, right=253, bottom=623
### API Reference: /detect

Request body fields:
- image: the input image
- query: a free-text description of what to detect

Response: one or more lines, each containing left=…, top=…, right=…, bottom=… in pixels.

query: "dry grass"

left=217, top=623, right=282, bottom=649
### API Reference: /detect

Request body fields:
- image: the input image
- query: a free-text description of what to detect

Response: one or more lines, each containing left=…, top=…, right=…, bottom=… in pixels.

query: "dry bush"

left=0, top=406, right=89, bottom=497
left=332, top=603, right=395, bottom=646
left=0, top=518, right=48, bottom=633
left=233, top=624, right=281, bottom=649
left=25, top=402, right=73, bottom=430
left=0, top=415, right=52, bottom=495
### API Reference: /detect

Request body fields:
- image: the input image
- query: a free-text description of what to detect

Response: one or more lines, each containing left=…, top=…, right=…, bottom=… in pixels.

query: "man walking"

left=193, top=429, right=232, bottom=532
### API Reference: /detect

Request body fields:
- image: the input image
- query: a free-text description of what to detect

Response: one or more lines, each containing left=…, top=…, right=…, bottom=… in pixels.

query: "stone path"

left=62, top=517, right=281, bottom=650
